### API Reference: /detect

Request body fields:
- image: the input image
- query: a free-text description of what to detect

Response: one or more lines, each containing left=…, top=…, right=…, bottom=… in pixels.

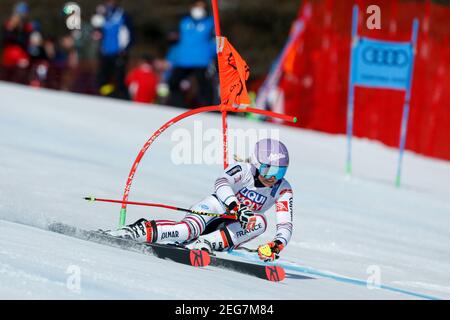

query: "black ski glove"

left=228, top=201, right=256, bottom=230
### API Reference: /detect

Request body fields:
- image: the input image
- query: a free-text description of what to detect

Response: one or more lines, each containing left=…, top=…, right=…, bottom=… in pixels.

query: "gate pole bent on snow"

left=118, top=106, right=296, bottom=227
left=117, top=1, right=297, bottom=227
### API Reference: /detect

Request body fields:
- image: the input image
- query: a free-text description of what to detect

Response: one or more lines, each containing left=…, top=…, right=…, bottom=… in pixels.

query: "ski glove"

left=257, top=240, right=285, bottom=262
left=228, top=201, right=256, bottom=231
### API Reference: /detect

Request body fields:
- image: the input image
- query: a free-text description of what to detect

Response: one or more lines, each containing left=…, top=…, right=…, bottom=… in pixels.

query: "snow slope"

left=1, top=82, right=449, bottom=299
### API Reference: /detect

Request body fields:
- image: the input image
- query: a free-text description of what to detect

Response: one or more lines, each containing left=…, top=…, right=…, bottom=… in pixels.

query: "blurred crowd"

left=0, top=0, right=219, bottom=108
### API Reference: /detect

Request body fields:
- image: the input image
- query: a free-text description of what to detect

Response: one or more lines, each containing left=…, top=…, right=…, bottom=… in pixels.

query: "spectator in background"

left=125, top=54, right=158, bottom=104
left=68, top=11, right=100, bottom=94
left=163, top=29, right=180, bottom=83
left=153, top=30, right=180, bottom=105
left=27, top=28, right=50, bottom=87
left=42, top=36, right=60, bottom=90
left=1, top=1, right=33, bottom=84
left=167, top=0, right=216, bottom=108
left=58, top=34, right=79, bottom=91
left=96, top=0, right=134, bottom=99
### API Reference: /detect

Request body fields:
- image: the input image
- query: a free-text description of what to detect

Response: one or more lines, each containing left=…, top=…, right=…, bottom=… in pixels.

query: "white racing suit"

left=151, top=163, right=294, bottom=251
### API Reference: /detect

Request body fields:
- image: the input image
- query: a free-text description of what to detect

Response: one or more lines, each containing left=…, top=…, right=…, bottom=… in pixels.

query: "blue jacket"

left=173, top=15, right=216, bottom=68
left=101, top=7, right=133, bottom=56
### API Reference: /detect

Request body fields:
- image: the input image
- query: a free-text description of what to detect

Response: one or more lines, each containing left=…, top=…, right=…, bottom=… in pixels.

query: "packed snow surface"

left=1, top=82, right=449, bottom=299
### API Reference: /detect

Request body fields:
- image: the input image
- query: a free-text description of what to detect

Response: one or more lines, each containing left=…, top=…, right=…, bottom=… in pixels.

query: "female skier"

left=106, top=138, right=294, bottom=261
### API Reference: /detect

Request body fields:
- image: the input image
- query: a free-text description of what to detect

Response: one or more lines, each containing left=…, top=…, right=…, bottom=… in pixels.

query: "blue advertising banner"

left=352, top=38, right=414, bottom=90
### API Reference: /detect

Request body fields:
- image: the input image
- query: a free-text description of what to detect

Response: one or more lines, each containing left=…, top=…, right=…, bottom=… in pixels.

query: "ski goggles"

left=259, top=164, right=288, bottom=180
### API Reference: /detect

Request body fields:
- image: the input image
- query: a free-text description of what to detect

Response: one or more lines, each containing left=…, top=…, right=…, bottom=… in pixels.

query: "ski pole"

left=84, top=197, right=237, bottom=220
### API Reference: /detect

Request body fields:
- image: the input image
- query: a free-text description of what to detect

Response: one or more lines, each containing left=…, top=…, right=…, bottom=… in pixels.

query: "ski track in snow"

left=0, top=82, right=449, bottom=299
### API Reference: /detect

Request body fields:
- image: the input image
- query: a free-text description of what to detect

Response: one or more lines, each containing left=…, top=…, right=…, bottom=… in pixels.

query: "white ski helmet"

left=252, top=138, right=289, bottom=180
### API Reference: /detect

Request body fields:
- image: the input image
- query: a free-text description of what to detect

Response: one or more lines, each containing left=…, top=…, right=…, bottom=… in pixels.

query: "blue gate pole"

left=346, top=5, right=359, bottom=176
left=396, top=19, right=419, bottom=187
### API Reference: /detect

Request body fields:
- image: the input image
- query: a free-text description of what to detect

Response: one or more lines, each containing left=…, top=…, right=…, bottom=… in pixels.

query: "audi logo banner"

left=352, top=38, right=413, bottom=90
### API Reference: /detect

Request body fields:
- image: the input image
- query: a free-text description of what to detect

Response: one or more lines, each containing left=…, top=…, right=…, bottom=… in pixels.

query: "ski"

left=48, top=222, right=284, bottom=281
left=209, top=255, right=286, bottom=282
left=47, top=222, right=210, bottom=267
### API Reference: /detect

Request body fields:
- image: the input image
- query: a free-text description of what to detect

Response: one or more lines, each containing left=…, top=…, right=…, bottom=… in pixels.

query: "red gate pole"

left=117, top=105, right=296, bottom=227
left=211, top=0, right=221, bottom=37
left=211, top=0, right=229, bottom=169
left=116, top=0, right=298, bottom=227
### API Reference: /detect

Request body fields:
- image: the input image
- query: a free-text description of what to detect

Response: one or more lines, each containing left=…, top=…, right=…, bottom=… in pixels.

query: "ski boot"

left=101, top=218, right=157, bottom=243
left=186, top=238, right=214, bottom=254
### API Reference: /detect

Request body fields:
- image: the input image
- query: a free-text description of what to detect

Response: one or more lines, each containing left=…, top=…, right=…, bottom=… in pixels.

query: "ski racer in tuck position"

left=106, top=138, right=294, bottom=262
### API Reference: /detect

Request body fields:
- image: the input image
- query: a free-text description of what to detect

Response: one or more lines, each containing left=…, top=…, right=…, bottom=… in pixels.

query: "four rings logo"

left=362, top=46, right=409, bottom=67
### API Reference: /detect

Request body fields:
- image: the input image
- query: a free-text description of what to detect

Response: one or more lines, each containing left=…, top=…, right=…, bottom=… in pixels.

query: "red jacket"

left=125, top=63, right=158, bottom=103
left=1, top=19, right=33, bottom=67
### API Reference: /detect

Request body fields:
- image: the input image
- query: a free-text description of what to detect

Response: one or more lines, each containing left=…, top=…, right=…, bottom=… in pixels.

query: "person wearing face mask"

left=167, top=0, right=216, bottom=108
left=96, top=0, right=134, bottom=100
